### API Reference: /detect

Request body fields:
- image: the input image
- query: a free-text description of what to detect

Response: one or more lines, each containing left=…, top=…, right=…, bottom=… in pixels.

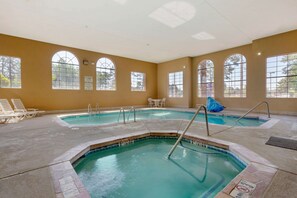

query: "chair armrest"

left=27, top=108, right=38, bottom=111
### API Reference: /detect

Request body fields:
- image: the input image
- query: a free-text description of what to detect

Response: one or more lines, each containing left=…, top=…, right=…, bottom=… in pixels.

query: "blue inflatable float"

left=206, top=97, right=224, bottom=112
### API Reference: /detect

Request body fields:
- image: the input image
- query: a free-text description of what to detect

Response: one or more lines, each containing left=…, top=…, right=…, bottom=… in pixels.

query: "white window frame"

left=266, top=52, right=297, bottom=98
left=131, top=72, right=146, bottom=91
left=0, top=55, right=21, bottom=89
left=52, top=51, right=80, bottom=90
left=96, top=57, right=116, bottom=91
left=168, top=71, right=183, bottom=98
left=224, top=54, right=247, bottom=98
left=197, top=60, right=214, bottom=97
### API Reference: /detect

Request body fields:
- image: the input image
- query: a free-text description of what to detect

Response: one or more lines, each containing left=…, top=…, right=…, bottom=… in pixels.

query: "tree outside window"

left=0, top=56, right=21, bottom=88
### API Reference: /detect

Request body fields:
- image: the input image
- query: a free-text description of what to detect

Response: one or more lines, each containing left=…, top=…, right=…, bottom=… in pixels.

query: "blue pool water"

left=61, top=109, right=266, bottom=127
left=74, top=138, right=246, bottom=198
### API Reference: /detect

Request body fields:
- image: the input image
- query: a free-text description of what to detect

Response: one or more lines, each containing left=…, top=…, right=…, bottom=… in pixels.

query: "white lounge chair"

left=0, top=99, right=26, bottom=120
left=0, top=115, right=12, bottom=123
left=11, top=99, right=44, bottom=118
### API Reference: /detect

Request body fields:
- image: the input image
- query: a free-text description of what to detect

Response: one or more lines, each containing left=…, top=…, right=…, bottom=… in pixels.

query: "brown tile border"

left=49, top=131, right=277, bottom=198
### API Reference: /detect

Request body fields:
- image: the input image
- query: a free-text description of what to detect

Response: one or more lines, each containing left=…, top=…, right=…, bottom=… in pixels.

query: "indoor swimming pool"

left=61, top=109, right=267, bottom=127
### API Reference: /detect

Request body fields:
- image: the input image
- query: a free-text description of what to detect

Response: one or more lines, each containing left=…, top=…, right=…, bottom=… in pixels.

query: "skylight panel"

left=192, top=32, right=216, bottom=40
left=149, top=1, right=196, bottom=28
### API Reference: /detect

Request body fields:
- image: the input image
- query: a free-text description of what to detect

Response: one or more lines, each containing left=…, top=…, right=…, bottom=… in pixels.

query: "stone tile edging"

left=49, top=131, right=277, bottom=198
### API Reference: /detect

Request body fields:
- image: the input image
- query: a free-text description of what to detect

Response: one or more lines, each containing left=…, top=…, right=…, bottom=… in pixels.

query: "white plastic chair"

left=148, top=98, right=154, bottom=107
left=160, top=98, right=166, bottom=107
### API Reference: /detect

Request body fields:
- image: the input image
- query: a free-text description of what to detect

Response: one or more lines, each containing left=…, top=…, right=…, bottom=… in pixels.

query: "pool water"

left=62, top=109, right=266, bottom=127
left=74, top=138, right=245, bottom=198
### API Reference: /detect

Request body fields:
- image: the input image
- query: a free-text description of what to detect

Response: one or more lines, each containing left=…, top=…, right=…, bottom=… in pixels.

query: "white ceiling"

left=1, top=0, right=297, bottom=63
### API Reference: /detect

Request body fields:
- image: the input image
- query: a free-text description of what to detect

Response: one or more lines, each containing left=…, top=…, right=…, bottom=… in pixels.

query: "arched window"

left=0, top=55, right=21, bottom=88
left=224, top=54, right=246, bottom=97
left=197, top=60, right=214, bottom=97
left=96, top=57, right=116, bottom=90
left=52, top=51, right=80, bottom=90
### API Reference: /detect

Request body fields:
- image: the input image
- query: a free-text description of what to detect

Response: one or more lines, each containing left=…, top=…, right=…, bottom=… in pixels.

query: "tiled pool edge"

left=56, top=107, right=273, bottom=129
left=49, top=131, right=278, bottom=198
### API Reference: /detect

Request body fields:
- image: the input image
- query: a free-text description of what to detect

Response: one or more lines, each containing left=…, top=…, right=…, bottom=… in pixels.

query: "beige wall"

left=252, top=30, right=297, bottom=114
left=1, top=29, right=297, bottom=114
left=192, top=44, right=255, bottom=109
left=157, top=30, right=297, bottom=114
left=191, top=30, right=297, bottom=114
left=158, top=57, right=192, bottom=108
left=0, top=34, right=157, bottom=111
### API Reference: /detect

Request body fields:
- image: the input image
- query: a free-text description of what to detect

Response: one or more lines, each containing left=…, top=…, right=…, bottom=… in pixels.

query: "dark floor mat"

left=266, top=136, right=297, bottom=150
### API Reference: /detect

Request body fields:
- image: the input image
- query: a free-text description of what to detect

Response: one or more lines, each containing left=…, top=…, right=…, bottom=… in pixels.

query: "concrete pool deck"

left=0, top=109, right=296, bottom=197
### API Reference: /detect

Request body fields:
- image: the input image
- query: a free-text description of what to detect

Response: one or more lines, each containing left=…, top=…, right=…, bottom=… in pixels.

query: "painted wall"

left=191, top=30, right=297, bottom=114
left=156, top=30, right=297, bottom=114
left=157, top=57, right=192, bottom=108
left=252, top=30, right=297, bottom=114
left=192, top=44, right=255, bottom=110
left=0, top=34, right=157, bottom=111
left=1, top=29, right=297, bottom=114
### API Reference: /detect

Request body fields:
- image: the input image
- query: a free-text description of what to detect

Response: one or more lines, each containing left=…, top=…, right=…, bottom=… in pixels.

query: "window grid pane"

left=197, top=60, right=214, bottom=97
left=131, top=72, right=146, bottom=91
left=266, top=52, right=297, bottom=98
left=0, top=56, right=21, bottom=88
left=52, top=51, right=80, bottom=90
left=96, top=58, right=116, bottom=90
left=168, top=71, right=183, bottom=97
left=224, top=54, right=247, bottom=97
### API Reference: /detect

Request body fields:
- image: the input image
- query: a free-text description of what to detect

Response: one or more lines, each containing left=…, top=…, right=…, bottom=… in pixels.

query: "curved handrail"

left=95, top=103, right=100, bottom=114
left=87, top=104, right=92, bottom=114
left=117, top=107, right=126, bottom=124
left=167, top=105, right=209, bottom=158
left=127, top=106, right=136, bottom=122
left=235, top=101, right=270, bottom=123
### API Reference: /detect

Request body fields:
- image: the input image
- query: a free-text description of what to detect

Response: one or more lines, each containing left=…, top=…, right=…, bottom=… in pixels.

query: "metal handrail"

left=87, top=104, right=92, bottom=114
left=95, top=103, right=100, bottom=114
left=127, top=106, right=136, bottom=122
left=117, top=107, right=126, bottom=124
left=167, top=105, right=209, bottom=159
left=235, top=101, right=270, bottom=123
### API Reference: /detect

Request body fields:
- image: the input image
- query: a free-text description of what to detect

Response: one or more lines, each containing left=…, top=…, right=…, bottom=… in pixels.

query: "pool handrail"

left=95, top=103, right=100, bottom=114
left=235, top=101, right=270, bottom=123
left=167, top=105, right=209, bottom=159
left=118, top=107, right=126, bottom=124
left=87, top=104, right=92, bottom=114
left=127, top=106, right=136, bottom=122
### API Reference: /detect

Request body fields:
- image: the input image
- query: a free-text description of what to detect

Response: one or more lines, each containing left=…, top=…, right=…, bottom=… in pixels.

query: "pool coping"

left=55, top=107, right=278, bottom=129
left=49, top=131, right=278, bottom=198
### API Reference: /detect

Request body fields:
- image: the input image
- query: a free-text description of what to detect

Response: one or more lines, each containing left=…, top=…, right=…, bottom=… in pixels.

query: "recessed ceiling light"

left=113, top=0, right=127, bottom=5
left=192, top=32, right=216, bottom=40
left=149, top=1, right=196, bottom=28
left=257, top=52, right=262, bottom=56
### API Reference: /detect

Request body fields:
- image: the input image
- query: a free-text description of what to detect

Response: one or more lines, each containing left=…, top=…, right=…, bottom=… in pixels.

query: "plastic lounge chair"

left=11, top=99, right=44, bottom=118
left=0, top=114, right=16, bottom=124
left=0, top=99, right=26, bottom=120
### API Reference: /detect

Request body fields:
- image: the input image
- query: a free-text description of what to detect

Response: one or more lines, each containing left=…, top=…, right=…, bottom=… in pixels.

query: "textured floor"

left=0, top=109, right=296, bottom=197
